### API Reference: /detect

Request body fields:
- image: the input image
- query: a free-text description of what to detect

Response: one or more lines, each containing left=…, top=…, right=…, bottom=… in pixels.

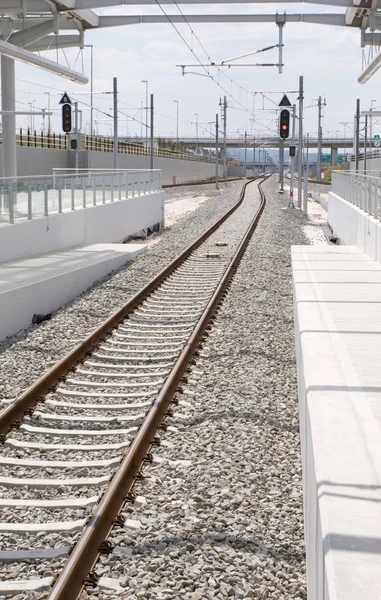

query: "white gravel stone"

left=90, top=176, right=308, bottom=600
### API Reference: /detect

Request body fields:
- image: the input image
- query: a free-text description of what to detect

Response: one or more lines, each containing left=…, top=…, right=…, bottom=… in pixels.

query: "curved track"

left=0, top=175, right=268, bottom=600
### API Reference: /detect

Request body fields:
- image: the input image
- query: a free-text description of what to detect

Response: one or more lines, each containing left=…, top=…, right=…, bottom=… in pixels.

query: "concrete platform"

left=292, top=245, right=381, bottom=600
left=0, top=243, right=145, bottom=341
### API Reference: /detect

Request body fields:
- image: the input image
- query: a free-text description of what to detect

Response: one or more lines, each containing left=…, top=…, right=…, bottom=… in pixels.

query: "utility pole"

left=89, top=45, right=94, bottom=136
left=355, top=98, right=360, bottom=172
left=289, top=104, right=296, bottom=208
left=370, top=100, right=376, bottom=155
left=113, top=77, right=118, bottom=170
left=244, top=131, right=247, bottom=178
left=303, top=133, right=309, bottom=216
left=220, top=96, right=228, bottom=179
left=364, top=114, right=368, bottom=174
left=215, top=113, right=219, bottom=190
left=298, top=75, right=304, bottom=209
left=317, top=96, right=325, bottom=181
left=173, top=100, right=179, bottom=148
left=279, top=138, right=284, bottom=192
left=194, top=113, right=199, bottom=153
left=74, top=101, right=79, bottom=172
left=150, top=93, right=154, bottom=170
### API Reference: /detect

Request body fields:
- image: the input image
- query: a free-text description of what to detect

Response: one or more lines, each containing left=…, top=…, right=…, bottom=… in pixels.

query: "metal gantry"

left=0, top=0, right=380, bottom=178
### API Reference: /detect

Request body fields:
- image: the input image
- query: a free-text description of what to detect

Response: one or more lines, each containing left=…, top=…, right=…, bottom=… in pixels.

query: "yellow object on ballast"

left=206, top=252, right=221, bottom=258
left=215, top=242, right=229, bottom=247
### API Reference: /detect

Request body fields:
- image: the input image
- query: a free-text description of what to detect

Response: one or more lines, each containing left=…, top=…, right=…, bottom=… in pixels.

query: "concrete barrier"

left=328, top=191, right=381, bottom=263
left=0, top=243, right=145, bottom=341
left=292, top=245, right=381, bottom=600
left=0, top=191, right=163, bottom=263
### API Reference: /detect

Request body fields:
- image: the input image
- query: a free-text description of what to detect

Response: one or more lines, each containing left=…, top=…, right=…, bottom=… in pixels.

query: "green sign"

left=374, top=135, right=380, bottom=140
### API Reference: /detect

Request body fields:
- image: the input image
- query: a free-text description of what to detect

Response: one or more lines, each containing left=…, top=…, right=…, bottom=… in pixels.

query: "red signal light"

left=279, top=109, right=290, bottom=139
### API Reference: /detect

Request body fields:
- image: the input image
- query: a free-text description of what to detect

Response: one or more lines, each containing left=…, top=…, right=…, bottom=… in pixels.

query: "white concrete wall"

left=328, top=192, right=381, bottom=262
left=349, top=157, right=381, bottom=175
left=0, top=192, right=163, bottom=263
left=87, top=151, right=222, bottom=185
left=292, top=245, right=381, bottom=600
left=0, top=146, right=68, bottom=177
left=227, top=165, right=255, bottom=177
left=0, top=146, right=221, bottom=183
left=0, top=245, right=144, bottom=341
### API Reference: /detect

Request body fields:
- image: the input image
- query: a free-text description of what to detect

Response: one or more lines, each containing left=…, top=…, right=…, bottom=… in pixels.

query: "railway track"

left=0, top=175, right=268, bottom=600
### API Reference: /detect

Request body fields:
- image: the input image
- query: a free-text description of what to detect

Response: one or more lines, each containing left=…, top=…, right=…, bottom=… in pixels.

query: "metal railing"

left=350, top=148, right=381, bottom=163
left=84, top=135, right=217, bottom=163
left=17, top=129, right=68, bottom=150
left=332, top=170, right=381, bottom=219
left=0, top=169, right=162, bottom=225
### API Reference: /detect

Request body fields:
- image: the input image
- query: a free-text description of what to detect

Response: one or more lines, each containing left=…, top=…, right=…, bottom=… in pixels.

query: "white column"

left=1, top=55, right=17, bottom=177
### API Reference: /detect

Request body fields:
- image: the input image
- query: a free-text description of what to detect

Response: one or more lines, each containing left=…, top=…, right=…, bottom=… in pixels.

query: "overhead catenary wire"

left=153, top=0, right=277, bottom=135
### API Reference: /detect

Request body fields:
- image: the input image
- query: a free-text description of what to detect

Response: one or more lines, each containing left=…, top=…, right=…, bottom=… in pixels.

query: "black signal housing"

left=279, top=109, right=290, bottom=139
left=62, top=103, right=72, bottom=134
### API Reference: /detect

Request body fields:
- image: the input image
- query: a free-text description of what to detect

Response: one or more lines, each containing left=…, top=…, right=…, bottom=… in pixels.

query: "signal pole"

left=220, top=96, right=228, bottom=179
left=289, top=104, right=296, bottom=208
left=215, top=113, right=219, bottom=190
left=298, top=76, right=304, bottom=209
left=279, top=108, right=290, bottom=193
left=113, top=76, right=118, bottom=170
left=150, top=94, right=154, bottom=170
left=355, top=98, right=360, bottom=172
left=279, top=138, right=284, bottom=192
left=244, top=132, right=247, bottom=178
left=317, top=96, right=326, bottom=181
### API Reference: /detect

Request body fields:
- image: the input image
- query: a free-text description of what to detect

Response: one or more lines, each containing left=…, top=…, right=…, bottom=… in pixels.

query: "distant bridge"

left=152, top=136, right=360, bottom=150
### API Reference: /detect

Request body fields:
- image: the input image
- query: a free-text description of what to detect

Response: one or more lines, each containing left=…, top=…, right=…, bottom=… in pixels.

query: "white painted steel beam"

left=0, top=39, right=88, bottom=82
left=73, top=0, right=353, bottom=7
left=27, top=34, right=83, bottom=50
left=358, top=47, right=381, bottom=81
left=8, top=19, right=56, bottom=47
left=98, top=13, right=346, bottom=27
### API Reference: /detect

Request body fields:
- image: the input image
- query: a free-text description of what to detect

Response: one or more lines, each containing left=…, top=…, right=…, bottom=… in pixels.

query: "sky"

left=10, top=1, right=381, bottom=141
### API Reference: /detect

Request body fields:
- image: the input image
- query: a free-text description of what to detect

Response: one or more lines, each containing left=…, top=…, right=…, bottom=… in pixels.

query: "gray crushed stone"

left=80, top=175, right=309, bottom=600
left=0, top=180, right=243, bottom=401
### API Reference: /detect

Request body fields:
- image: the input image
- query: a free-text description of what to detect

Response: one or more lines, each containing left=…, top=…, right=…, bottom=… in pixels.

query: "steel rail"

left=48, top=175, right=268, bottom=600
left=0, top=176, right=260, bottom=436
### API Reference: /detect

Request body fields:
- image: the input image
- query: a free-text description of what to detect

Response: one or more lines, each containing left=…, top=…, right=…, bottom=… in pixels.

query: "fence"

left=332, top=170, right=381, bottom=220
left=2, top=129, right=217, bottom=164
left=17, top=129, right=68, bottom=150
left=84, top=135, right=216, bottom=163
left=0, top=169, right=162, bottom=225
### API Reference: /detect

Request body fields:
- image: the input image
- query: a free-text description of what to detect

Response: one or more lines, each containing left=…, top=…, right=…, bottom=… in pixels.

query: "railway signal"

left=62, top=103, right=72, bottom=133
left=279, top=109, right=290, bottom=139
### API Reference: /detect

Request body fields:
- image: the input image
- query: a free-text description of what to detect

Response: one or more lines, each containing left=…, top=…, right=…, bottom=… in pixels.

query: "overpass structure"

left=0, top=0, right=381, bottom=180
left=155, top=136, right=360, bottom=149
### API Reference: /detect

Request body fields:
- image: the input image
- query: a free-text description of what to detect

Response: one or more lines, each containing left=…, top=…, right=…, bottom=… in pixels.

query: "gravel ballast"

left=0, top=180, right=244, bottom=401
left=77, top=175, right=309, bottom=600
left=0, top=176, right=310, bottom=599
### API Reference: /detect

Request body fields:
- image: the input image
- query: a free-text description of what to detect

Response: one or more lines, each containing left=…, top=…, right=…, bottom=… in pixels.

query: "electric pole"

left=289, top=104, right=296, bottom=208
left=150, top=93, right=154, bottom=170
left=298, top=76, right=304, bottom=209
left=244, top=131, right=247, bottom=178
left=317, top=96, right=326, bottom=181
left=355, top=98, right=360, bottom=172
left=113, top=76, right=118, bottom=170
left=220, top=96, right=227, bottom=179
left=215, top=113, right=219, bottom=190
left=364, top=114, right=368, bottom=174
